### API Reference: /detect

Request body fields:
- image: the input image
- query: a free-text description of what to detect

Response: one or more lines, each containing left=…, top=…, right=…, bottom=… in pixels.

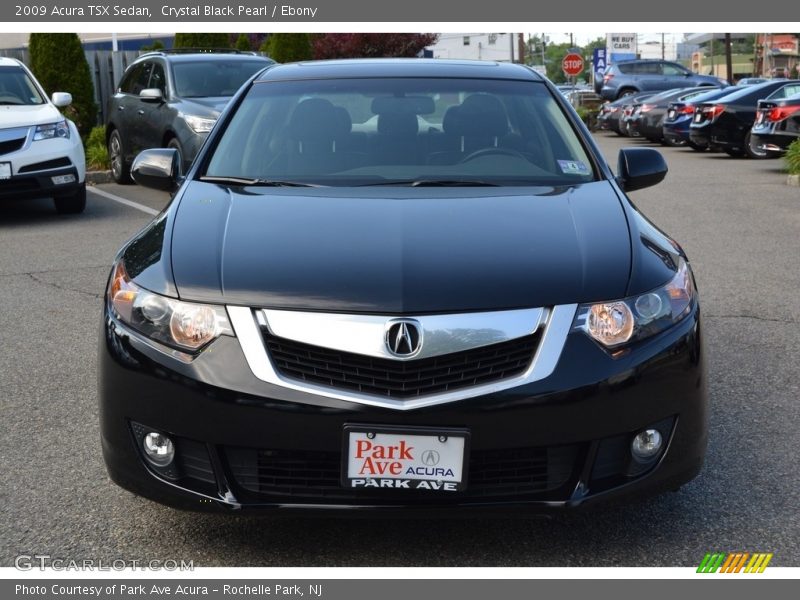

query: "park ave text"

left=20, top=4, right=319, bottom=18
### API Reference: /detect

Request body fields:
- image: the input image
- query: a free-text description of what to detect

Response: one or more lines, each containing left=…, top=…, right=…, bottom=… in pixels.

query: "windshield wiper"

left=359, top=179, right=501, bottom=187
left=200, top=176, right=321, bottom=187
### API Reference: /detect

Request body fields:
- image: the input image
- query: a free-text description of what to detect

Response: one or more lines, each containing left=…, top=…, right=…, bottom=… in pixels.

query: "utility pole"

left=509, top=33, right=514, bottom=63
left=518, top=33, right=526, bottom=65
left=662, top=33, right=665, bottom=59
left=724, top=33, right=733, bottom=84
left=710, top=35, right=715, bottom=76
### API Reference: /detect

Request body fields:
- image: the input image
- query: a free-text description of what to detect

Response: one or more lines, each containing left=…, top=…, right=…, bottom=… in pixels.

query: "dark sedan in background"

left=749, top=93, right=800, bottom=156
left=598, top=92, right=655, bottom=135
left=690, top=79, right=800, bottom=157
left=631, top=87, right=722, bottom=144
left=662, top=87, right=733, bottom=150
left=100, top=59, right=706, bottom=514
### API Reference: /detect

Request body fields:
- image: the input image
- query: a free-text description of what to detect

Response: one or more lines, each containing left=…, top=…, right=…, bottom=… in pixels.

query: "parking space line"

left=88, top=187, right=160, bottom=216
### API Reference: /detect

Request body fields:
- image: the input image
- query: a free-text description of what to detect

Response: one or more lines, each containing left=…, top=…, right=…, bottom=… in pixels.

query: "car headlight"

left=575, top=259, right=696, bottom=348
left=33, top=119, right=70, bottom=141
left=108, top=261, right=231, bottom=352
left=183, top=114, right=216, bottom=133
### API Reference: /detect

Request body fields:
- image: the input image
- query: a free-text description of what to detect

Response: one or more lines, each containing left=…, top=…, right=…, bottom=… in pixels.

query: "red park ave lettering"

left=355, top=439, right=414, bottom=460
left=355, top=439, right=415, bottom=476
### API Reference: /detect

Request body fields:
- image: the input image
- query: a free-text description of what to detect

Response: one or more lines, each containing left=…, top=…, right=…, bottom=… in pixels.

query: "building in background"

left=427, top=33, right=521, bottom=62
left=755, top=34, right=799, bottom=78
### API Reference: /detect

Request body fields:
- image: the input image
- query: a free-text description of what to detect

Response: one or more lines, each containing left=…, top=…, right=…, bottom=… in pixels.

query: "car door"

left=135, top=60, right=168, bottom=152
left=109, top=63, right=146, bottom=161
left=637, top=62, right=663, bottom=92
left=126, top=60, right=154, bottom=155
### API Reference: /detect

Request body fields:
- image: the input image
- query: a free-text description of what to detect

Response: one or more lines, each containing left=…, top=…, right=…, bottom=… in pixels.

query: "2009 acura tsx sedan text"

left=99, top=59, right=707, bottom=513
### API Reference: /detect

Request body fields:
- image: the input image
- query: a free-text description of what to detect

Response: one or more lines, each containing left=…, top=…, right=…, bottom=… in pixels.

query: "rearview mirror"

left=139, top=88, right=164, bottom=103
left=131, top=149, right=180, bottom=192
left=617, top=148, right=668, bottom=192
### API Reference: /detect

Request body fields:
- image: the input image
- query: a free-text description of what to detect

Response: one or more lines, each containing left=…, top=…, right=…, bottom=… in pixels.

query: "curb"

left=86, top=170, right=114, bottom=185
left=788, top=174, right=800, bottom=187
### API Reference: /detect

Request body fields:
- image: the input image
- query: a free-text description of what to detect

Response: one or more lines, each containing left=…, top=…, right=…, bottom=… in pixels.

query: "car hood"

left=179, top=97, right=230, bottom=117
left=0, top=103, right=63, bottom=129
left=168, top=181, right=632, bottom=313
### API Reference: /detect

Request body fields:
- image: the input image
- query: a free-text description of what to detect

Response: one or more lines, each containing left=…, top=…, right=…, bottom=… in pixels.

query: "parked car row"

left=600, top=77, right=800, bottom=159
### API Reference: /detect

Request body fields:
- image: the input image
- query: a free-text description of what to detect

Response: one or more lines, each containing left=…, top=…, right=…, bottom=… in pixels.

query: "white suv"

left=0, top=57, right=86, bottom=214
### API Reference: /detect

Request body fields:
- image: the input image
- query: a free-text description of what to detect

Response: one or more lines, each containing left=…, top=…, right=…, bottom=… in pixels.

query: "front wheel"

left=723, top=146, right=746, bottom=158
left=108, top=130, right=133, bottom=184
left=54, top=182, right=86, bottom=214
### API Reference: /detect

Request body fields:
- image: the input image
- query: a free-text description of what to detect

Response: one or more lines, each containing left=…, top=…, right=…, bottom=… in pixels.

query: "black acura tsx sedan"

left=99, top=59, right=707, bottom=514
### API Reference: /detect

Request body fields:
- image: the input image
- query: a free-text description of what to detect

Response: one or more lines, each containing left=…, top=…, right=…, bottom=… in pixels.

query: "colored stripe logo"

left=697, top=553, right=773, bottom=573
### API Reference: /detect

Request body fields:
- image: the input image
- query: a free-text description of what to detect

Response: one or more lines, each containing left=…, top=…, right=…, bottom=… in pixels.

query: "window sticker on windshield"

left=557, top=160, right=591, bottom=175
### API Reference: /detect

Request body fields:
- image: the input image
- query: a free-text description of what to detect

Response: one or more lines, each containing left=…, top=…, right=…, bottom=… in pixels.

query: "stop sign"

left=562, top=53, right=584, bottom=76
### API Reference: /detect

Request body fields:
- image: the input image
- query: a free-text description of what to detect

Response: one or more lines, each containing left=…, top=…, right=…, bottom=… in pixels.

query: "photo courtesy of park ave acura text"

left=0, top=26, right=798, bottom=569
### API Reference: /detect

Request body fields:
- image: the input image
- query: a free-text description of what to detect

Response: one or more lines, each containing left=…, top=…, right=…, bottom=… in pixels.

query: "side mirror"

left=51, top=92, right=72, bottom=107
left=617, top=148, right=668, bottom=192
left=139, top=88, right=164, bottom=103
left=131, top=149, right=180, bottom=191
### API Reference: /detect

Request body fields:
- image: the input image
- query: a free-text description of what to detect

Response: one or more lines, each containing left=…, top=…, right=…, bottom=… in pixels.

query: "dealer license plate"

left=0, top=162, right=10, bottom=179
left=342, top=425, right=469, bottom=492
left=667, top=109, right=676, bottom=119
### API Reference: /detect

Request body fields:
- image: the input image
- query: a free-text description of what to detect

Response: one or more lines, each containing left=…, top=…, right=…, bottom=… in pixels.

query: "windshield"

left=172, top=60, right=267, bottom=98
left=0, top=66, right=45, bottom=105
left=205, top=78, right=596, bottom=186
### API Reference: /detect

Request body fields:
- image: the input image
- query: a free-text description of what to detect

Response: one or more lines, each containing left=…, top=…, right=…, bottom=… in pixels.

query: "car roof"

left=0, top=57, right=24, bottom=68
left=137, top=51, right=272, bottom=64
left=254, top=59, right=544, bottom=82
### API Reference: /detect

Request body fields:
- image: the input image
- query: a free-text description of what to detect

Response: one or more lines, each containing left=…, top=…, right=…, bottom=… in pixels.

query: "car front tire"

left=108, top=129, right=133, bottom=184
left=54, top=182, right=86, bottom=214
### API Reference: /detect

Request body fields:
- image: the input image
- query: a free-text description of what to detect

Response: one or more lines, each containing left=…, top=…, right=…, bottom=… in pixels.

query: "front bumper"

left=0, top=123, right=85, bottom=200
left=99, top=303, right=708, bottom=514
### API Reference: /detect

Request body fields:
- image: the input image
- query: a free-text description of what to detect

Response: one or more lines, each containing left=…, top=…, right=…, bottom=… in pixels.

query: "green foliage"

left=140, top=39, right=165, bottom=51
left=28, top=33, right=98, bottom=137
left=785, top=139, right=800, bottom=175
left=234, top=34, right=252, bottom=52
left=85, top=125, right=109, bottom=170
left=173, top=33, right=232, bottom=49
left=260, top=33, right=313, bottom=62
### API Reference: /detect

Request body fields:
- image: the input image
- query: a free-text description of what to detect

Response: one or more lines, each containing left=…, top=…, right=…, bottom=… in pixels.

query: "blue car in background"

left=662, top=87, right=733, bottom=149
left=598, top=59, right=725, bottom=100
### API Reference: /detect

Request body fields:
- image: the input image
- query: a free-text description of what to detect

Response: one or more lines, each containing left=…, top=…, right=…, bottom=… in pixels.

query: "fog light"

left=51, top=174, right=76, bottom=185
left=143, top=431, right=175, bottom=466
left=631, top=429, right=663, bottom=460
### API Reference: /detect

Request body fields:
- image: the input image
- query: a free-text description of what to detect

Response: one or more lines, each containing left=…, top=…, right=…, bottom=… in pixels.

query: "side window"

left=129, top=62, right=153, bottom=96
left=662, top=63, right=686, bottom=76
left=118, top=64, right=142, bottom=94
left=780, top=84, right=800, bottom=98
left=766, top=86, right=787, bottom=100
left=641, top=62, right=661, bottom=75
left=149, top=63, right=167, bottom=96
left=617, top=63, right=633, bottom=75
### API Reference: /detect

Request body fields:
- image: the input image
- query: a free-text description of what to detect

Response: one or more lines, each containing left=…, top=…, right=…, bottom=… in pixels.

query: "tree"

left=312, top=34, right=438, bottom=60
left=260, top=33, right=313, bottom=62
left=234, top=34, right=252, bottom=52
left=28, top=33, right=97, bottom=137
left=173, top=33, right=231, bottom=49
left=140, top=39, right=165, bottom=52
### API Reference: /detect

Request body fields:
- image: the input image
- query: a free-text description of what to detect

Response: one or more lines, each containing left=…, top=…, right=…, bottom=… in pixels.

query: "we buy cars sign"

left=562, top=53, right=584, bottom=76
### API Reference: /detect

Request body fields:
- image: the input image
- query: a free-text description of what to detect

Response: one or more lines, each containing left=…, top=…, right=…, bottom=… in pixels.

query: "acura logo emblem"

left=385, top=319, right=422, bottom=357
left=421, top=449, right=440, bottom=466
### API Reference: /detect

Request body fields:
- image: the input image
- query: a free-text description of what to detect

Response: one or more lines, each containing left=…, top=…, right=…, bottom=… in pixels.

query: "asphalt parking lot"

left=1, top=134, right=798, bottom=567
